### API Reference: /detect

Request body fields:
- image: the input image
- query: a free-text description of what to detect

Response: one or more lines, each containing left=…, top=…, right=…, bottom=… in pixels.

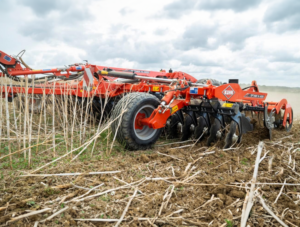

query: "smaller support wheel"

left=274, top=108, right=293, bottom=132
left=285, top=109, right=293, bottom=132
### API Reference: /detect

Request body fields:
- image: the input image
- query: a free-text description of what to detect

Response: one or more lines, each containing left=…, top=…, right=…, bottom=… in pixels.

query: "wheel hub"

left=135, top=113, right=146, bottom=130
left=133, top=105, right=157, bottom=141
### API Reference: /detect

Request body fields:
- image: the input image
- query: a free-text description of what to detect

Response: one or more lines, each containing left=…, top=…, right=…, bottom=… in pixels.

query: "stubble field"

left=0, top=90, right=300, bottom=227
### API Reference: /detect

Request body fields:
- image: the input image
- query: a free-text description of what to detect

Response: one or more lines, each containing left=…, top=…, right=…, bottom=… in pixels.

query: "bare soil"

left=1, top=121, right=300, bottom=227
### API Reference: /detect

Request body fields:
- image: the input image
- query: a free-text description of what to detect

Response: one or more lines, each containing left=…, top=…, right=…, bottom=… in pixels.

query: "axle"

left=98, top=70, right=204, bottom=85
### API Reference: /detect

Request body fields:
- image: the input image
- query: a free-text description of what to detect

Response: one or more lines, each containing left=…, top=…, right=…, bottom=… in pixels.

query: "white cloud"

left=1, top=0, right=300, bottom=87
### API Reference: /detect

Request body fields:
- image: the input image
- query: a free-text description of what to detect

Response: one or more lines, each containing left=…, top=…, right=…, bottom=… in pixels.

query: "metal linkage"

left=134, top=79, right=294, bottom=149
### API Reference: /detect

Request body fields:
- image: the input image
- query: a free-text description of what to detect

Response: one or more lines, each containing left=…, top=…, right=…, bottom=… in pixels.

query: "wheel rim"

left=133, top=105, right=157, bottom=140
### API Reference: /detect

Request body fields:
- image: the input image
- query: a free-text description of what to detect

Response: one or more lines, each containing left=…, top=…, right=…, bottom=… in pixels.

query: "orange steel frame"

left=0, top=50, right=196, bottom=99
left=0, top=50, right=293, bottom=131
left=140, top=81, right=293, bottom=129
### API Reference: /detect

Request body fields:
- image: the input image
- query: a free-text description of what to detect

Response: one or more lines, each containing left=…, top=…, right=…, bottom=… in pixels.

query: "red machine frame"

left=0, top=50, right=197, bottom=99
left=0, top=50, right=294, bottom=150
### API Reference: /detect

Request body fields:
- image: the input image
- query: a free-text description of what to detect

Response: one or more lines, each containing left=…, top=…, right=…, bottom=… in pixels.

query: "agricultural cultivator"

left=0, top=50, right=294, bottom=151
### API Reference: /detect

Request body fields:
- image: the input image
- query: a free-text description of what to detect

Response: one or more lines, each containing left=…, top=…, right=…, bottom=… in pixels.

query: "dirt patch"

left=140, top=154, right=150, bottom=163
left=1, top=123, right=300, bottom=226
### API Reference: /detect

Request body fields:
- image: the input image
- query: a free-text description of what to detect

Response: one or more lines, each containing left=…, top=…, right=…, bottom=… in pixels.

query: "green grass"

left=0, top=129, right=115, bottom=170
left=175, top=186, right=184, bottom=191
left=241, top=158, right=248, bottom=165
left=137, top=174, right=145, bottom=178
left=26, top=201, right=35, bottom=206
left=0, top=102, right=124, bottom=176
left=0, top=108, right=154, bottom=175
left=99, top=195, right=111, bottom=202
left=225, top=219, right=234, bottom=227
left=44, top=187, right=59, bottom=196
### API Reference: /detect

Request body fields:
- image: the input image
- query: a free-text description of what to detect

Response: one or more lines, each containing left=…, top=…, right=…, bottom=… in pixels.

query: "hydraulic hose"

left=1, top=50, right=84, bottom=84
left=0, top=65, right=21, bottom=82
left=19, top=56, right=32, bottom=70
left=165, top=85, right=190, bottom=92
left=16, top=52, right=83, bottom=82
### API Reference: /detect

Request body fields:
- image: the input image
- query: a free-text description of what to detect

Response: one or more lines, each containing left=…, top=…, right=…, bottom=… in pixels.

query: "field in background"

left=267, top=91, right=300, bottom=117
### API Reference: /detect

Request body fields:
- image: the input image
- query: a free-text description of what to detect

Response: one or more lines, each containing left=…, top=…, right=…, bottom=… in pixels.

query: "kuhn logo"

left=222, top=85, right=235, bottom=99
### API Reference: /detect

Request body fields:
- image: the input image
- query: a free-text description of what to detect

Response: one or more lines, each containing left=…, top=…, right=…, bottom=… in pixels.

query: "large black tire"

left=91, top=98, right=115, bottom=121
left=111, top=93, right=162, bottom=150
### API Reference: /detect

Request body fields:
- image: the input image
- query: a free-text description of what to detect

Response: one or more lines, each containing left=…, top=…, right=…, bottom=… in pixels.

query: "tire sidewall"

left=127, top=96, right=161, bottom=146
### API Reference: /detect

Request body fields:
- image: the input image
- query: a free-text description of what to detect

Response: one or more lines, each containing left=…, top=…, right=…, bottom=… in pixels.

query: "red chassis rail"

left=0, top=69, right=190, bottom=99
left=140, top=81, right=293, bottom=129
left=0, top=49, right=197, bottom=99
left=1, top=79, right=177, bottom=99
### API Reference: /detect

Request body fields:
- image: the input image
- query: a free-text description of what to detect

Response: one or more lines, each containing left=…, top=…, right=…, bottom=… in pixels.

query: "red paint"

left=222, top=85, right=235, bottom=99
left=135, top=113, right=146, bottom=130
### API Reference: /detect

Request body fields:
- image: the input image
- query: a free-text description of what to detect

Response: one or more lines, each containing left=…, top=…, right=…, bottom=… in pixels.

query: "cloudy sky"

left=1, top=0, right=300, bottom=86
